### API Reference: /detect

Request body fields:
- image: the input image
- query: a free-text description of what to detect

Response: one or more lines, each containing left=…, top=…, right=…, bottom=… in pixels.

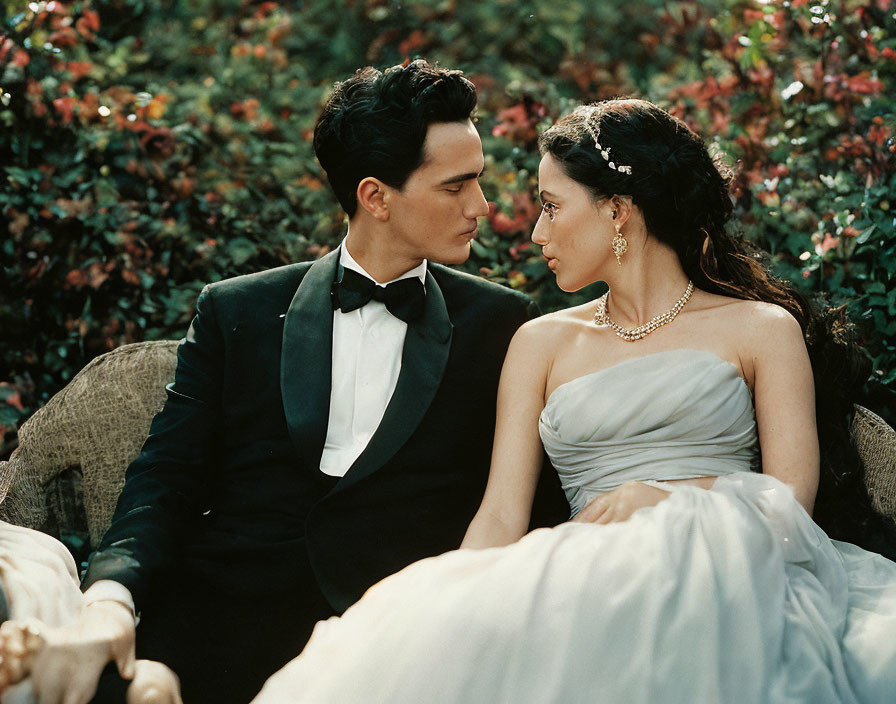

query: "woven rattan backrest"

left=853, top=405, right=896, bottom=521
left=0, top=340, right=179, bottom=547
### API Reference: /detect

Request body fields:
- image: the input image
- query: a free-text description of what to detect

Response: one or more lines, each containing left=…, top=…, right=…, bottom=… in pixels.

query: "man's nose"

left=465, top=182, right=489, bottom=219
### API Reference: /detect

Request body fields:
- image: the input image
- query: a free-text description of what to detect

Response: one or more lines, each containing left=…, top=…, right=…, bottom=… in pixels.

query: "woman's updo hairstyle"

left=540, top=98, right=896, bottom=559
left=539, top=99, right=810, bottom=325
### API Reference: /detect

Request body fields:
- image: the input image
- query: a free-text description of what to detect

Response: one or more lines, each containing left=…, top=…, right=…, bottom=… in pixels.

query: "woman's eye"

left=541, top=202, right=557, bottom=220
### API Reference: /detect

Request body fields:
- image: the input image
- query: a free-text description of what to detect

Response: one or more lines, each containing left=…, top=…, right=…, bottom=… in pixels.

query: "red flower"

left=0, top=383, right=24, bottom=412
left=49, top=28, right=79, bottom=48
left=0, top=38, right=14, bottom=64
left=82, top=9, right=101, bottom=32
left=139, top=126, right=175, bottom=158
left=491, top=102, right=545, bottom=145
left=844, top=72, right=883, bottom=94
left=52, top=97, right=77, bottom=124
left=399, top=30, right=428, bottom=57
left=67, top=61, right=93, bottom=81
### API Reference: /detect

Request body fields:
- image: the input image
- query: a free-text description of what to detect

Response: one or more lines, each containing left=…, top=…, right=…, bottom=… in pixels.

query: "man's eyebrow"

left=437, top=170, right=484, bottom=186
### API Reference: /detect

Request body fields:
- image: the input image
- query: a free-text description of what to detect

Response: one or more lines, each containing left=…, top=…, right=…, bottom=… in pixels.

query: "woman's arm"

left=748, top=303, right=819, bottom=514
left=461, top=320, right=554, bottom=549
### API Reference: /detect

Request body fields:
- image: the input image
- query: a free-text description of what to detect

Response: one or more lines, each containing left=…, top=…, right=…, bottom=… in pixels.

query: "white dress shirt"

left=320, top=242, right=427, bottom=476
left=85, top=240, right=427, bottom=616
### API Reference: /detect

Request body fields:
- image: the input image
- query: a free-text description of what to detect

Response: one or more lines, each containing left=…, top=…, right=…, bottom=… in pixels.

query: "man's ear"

left=356, top=177, right=390, bottom=221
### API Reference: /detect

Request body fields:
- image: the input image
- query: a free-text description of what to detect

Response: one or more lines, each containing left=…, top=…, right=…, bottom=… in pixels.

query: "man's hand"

left=29, top=600, right=136, bottom=704
left=572, top=481, right=670, bottom=525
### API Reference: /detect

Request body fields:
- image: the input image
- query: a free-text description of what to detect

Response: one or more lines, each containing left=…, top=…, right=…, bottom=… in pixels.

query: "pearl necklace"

left=593, top=281, right=694, bottom=341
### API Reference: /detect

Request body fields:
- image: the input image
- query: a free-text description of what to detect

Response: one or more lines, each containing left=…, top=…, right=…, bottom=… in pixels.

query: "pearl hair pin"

left=584, top=106, right=633, bottom=176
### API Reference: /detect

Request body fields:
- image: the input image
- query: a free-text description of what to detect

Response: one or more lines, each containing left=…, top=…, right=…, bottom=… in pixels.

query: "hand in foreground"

left=0, top=618, right=46, bottom=691
left=126, top=660, right=183, bottom=704
left=27, top=600, right=136, bottom=704
left=572, top=481, right=670, bottom=525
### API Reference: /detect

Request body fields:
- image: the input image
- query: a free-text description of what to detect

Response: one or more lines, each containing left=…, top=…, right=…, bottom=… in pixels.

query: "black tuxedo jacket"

left=83, top=249, right=568, bottom=619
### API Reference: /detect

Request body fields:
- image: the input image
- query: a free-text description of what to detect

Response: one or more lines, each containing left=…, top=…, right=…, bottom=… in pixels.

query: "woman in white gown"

left=253, top=99, right=896, bottom=703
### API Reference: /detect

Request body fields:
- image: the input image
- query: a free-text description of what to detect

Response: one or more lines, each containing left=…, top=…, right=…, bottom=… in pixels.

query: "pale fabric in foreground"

left=253, top=350, right=896, bottom=704
left=0, top=521, right=84, bottom=704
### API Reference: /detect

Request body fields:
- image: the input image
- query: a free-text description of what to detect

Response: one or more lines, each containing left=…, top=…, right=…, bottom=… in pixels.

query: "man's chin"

left=430, top=242, right=472, bottom=266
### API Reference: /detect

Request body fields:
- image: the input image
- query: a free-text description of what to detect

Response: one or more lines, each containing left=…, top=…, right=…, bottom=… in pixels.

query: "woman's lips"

left=543, top=255, right=557, bottom=270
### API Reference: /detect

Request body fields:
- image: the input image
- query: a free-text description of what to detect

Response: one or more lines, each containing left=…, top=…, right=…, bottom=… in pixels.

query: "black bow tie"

left=331, top=266, right=426, bottom=323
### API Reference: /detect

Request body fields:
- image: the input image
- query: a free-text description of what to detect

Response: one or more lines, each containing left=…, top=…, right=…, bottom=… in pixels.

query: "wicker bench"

left=0, top=341, right=894, bottom=553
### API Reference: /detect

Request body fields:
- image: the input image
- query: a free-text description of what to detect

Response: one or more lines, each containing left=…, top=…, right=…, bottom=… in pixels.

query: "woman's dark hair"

left=540, top=98, right=895, bottom=558
left=313, top=59, right=478, bottom=217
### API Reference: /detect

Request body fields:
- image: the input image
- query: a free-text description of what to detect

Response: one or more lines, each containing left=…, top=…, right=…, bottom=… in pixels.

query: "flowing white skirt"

left=253, top=473, right=896, bottom=703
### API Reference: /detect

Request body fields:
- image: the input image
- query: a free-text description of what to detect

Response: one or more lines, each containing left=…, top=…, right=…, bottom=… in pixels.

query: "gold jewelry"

left=611, top=225, right=628, bottom=264
left=593, top=281, right=694, bottom=341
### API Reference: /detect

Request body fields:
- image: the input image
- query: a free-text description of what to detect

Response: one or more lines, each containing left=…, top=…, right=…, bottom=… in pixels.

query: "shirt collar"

left=340, top=238, right=427, bottom=287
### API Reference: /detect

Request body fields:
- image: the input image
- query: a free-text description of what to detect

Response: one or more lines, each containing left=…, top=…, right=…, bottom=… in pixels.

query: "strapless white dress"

left=253, top=349, right=896, bottom=703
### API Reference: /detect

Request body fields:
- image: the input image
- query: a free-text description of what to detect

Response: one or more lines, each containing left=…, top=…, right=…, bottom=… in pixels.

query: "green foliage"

left=1, top=0, right=895, bottom=452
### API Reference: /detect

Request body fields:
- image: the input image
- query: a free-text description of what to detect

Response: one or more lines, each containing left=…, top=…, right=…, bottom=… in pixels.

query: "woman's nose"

left=531, top=213, right=548, bottom=245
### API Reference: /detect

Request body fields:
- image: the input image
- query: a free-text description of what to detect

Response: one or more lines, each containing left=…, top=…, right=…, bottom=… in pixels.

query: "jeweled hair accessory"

left=583, top=106, right=633, bottom=175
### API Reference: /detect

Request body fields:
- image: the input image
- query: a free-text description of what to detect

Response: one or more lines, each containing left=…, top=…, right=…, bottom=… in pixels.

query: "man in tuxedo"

left=29, top=60, right=568, bottom=704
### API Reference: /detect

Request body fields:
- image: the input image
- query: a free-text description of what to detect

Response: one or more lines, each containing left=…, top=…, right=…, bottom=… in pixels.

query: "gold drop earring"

left=611, top=211, right=627, bottom=265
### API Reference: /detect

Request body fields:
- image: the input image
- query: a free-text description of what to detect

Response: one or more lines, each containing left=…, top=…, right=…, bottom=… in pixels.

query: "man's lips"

left=460, top=226, right=478, bottom=238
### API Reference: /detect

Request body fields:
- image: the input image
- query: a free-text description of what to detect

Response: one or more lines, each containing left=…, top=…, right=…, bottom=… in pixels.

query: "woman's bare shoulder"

left=695, top=294, right=806, bottom=368
left=727, top=299, right=803, bottom=341
left=515, top=301, right=595, bottom=338
left=509, top=300, right=598, bottom=360
left=693, top=292, right=801, bottom=332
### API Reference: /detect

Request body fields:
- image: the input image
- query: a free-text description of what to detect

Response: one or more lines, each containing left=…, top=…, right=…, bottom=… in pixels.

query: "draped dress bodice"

left=539, top=348, right=760, bottom=515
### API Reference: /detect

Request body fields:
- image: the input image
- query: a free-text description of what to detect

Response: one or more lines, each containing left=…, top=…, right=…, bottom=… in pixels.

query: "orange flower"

left=145, top=95, right=169, bottom=121
left=815, top=233, right=839, bottom=256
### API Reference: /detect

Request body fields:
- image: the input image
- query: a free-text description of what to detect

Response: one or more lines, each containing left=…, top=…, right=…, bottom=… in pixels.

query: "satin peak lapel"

left=336, top=269, right=453, bottom=492
left=280, top=248, right=340, bottom=470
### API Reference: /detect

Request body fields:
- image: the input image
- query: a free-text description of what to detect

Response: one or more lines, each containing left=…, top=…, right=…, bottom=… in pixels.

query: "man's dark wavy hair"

left=313, top=59, right=478, bottom=217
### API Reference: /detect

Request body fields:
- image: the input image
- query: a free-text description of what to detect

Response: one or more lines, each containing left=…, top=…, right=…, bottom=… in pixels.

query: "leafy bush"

left=2, top=0, right=894, bottom=455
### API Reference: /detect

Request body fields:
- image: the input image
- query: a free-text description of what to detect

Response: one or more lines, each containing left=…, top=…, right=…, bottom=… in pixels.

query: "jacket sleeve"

left=524, top=297, right=541, bottom=323
left=81, top=284, right=225, bottom=610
